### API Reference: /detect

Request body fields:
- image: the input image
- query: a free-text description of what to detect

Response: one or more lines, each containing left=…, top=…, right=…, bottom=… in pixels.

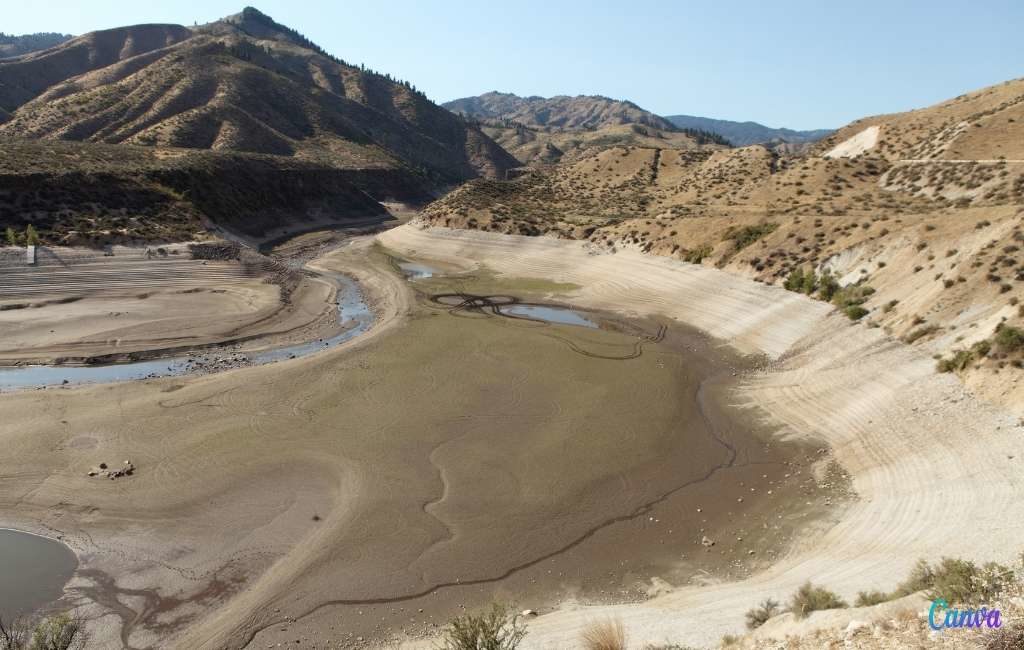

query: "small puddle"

left=396, top=261, right=437, bottom=280
left=0, top=529, right=77, bottom=619
left=499, top=304, right=597, bottom=328
left=0, top=274, right=373, bottom=391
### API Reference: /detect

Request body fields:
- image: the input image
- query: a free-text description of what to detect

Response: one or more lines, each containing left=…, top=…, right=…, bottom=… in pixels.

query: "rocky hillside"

left=0, top=32, right=73, bottom=59
left=0, top=140, right=429, bottom=246
left=0, top=8, right=517, bottom=184
left=478, top=121, right=726, bottom=166
left=444, top=91, right=679, bottom=131
left=665, top=114, right=833, bottom=147
left=423, top=78, right=1024, bottom=412
left=816, top=77, right=1024, bottom=161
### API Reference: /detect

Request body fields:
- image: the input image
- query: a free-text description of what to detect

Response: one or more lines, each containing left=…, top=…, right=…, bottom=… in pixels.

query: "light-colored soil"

left=380, top=225, right=1024, bottom=650
left=0, top=247, right=339, bottom=364
left=0, top=234, right=819, bottom=650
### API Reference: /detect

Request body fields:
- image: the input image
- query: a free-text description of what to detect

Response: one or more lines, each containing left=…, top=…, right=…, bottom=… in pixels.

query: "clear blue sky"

left=4, top=1, right=1022, bottom=129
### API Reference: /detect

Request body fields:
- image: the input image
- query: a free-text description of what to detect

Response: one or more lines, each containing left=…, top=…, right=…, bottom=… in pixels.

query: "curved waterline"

left=0, top=273, right=373, bottom=391
left=0, top=528, right=78, bottom=620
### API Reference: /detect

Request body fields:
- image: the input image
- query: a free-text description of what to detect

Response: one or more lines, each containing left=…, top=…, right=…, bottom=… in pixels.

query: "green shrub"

left=971, top=339, right=992, bottom=357
left=0, top=613, right=85, bottom=650
left=784, top=267, right=806, bottom=292
left=844, top=305, right=869, bottom=320
left=24, top=225, right=39, bottom=246
left=817, top=271, right=840, bottom=301
left=440, top=603, right=526, bottom=650
left=995, top=326, right=1024, bottom=353
left=4, top=226, right=18, bottom=247
left=889, top=557, right=1014, bottom=604
left=724, top=222, right=778, bottom=250
left=789, top=582, right=847, bottom=619
left=745, top=598, right=780, bottom=629
left=937, top=350, right=974, bottom=373
left=927, top=558, right=1013, bottom=604
left=854, top=590, right=890, bottom=607
left=904, top=325, right=939, bottom=343
left=683, top=244, right=712, bottom=264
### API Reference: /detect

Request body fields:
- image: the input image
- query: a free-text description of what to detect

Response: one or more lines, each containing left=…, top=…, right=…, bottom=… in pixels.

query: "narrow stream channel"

left=0, top=273, right=372, bottom=391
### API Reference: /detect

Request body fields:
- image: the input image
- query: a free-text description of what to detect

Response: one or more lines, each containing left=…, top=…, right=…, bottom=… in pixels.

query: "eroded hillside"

left=423, top=78, right=1024, bottom=411
left=0, top=8, right=518, bottom=180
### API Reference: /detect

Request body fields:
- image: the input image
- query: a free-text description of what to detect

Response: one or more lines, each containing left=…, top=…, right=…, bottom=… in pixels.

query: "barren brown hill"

left=479, top=121, right=727, bottom=166
left=444, top=91, right=679, bottom=131
left=0, top=24, right=192, bottom=115
left=816, top=77, right=1024, bottom=161
left=423, top=78, right=1024, bottom=413
left=0, top=8, right=517, bottom=183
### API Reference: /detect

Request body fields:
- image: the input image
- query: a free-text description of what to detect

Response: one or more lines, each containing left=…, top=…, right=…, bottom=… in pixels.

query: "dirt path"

left=381, top=224, right=1024, bottom=649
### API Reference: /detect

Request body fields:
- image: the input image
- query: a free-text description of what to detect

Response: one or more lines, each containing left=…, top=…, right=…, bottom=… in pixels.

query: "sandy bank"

left=380, top=224, right=1024, bottom=649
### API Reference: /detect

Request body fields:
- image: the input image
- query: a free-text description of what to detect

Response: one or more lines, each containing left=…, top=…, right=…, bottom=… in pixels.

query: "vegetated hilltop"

left=478, top=119, right=729, bottom=166
left=444, top=91, right=679, bottom=131
left=0, top=8, right=517, bottom=180
left=0, top=7, right=518, bottom=243
left=445, top=92, right=729, bottom=166
left=0, top=32, right=73, bottom=59
left=0, top=139, right=426, bottom=245
left=665, top=114, right=833, bottom=147
left=423, top=77, right=1024, bottom=411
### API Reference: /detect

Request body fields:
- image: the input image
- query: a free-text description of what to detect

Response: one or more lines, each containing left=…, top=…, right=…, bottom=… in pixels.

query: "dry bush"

left=0, top=613, right=86, bottom=650
left=581, top=618, right=627, bottom=650
left=789, top=582, right=847, bottom=619
left=439, top=603, right=526, bottom=650
left=744, top=598, right=780, bottom=629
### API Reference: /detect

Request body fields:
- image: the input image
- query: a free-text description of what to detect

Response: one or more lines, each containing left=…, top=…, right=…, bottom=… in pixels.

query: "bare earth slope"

left=424, top=77, right=1024, bottom=414
left=380, top=224, right=1024, bottom=650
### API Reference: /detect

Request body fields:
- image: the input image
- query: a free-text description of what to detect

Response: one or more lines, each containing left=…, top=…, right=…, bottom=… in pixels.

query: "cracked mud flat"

left=0, top=236, right=835, bottom=649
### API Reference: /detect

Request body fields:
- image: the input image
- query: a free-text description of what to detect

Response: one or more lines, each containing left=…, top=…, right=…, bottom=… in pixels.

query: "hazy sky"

left=4, top=1, right=1022, bottom=129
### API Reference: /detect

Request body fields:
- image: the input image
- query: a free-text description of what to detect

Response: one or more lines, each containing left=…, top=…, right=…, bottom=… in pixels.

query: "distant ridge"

left=0, top=32, right=73, bottom=59
left=664, top=114, right=833, bottom=147
left=444, top=91, right=679, bottom=131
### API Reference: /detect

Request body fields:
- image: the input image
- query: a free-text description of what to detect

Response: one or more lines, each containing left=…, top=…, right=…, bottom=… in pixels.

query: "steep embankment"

left=0, top=140, right=430, bottom=244
left=381, top=224, right=1024, bottom=650
left=422, top=78, right=1024, bottom=413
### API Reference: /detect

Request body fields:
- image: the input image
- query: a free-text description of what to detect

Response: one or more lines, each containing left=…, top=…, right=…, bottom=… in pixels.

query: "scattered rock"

left=87, top=459, right=135, bottom=480
left=701, top=535, right=715, bottom=547
left=520, top=609, right=537, bottom=617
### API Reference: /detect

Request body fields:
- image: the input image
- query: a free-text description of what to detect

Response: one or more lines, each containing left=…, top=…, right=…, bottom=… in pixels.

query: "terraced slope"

left=423, top=78, right=1024, bottom=413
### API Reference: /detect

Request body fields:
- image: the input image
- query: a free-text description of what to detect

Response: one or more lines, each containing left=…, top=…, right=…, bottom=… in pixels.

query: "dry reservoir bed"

left=0, top=241, right=838, bottom=649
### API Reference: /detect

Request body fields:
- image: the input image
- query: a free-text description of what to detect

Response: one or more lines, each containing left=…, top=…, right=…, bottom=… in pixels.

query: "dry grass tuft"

left=581, top=618, right=627, bottom=650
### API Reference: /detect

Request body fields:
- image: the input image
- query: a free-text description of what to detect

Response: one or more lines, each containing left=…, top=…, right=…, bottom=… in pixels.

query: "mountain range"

left=444, top=91, right=833, bottom=146
left=663, top=114, right=833, bottom=147
left=0, top=9, right=518, bottom=181
left=0, top=7, right=518, bottom=243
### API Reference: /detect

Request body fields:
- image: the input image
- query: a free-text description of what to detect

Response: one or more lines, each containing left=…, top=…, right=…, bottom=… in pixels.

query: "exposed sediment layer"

left=380, top=224, right=1024, bottom=649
